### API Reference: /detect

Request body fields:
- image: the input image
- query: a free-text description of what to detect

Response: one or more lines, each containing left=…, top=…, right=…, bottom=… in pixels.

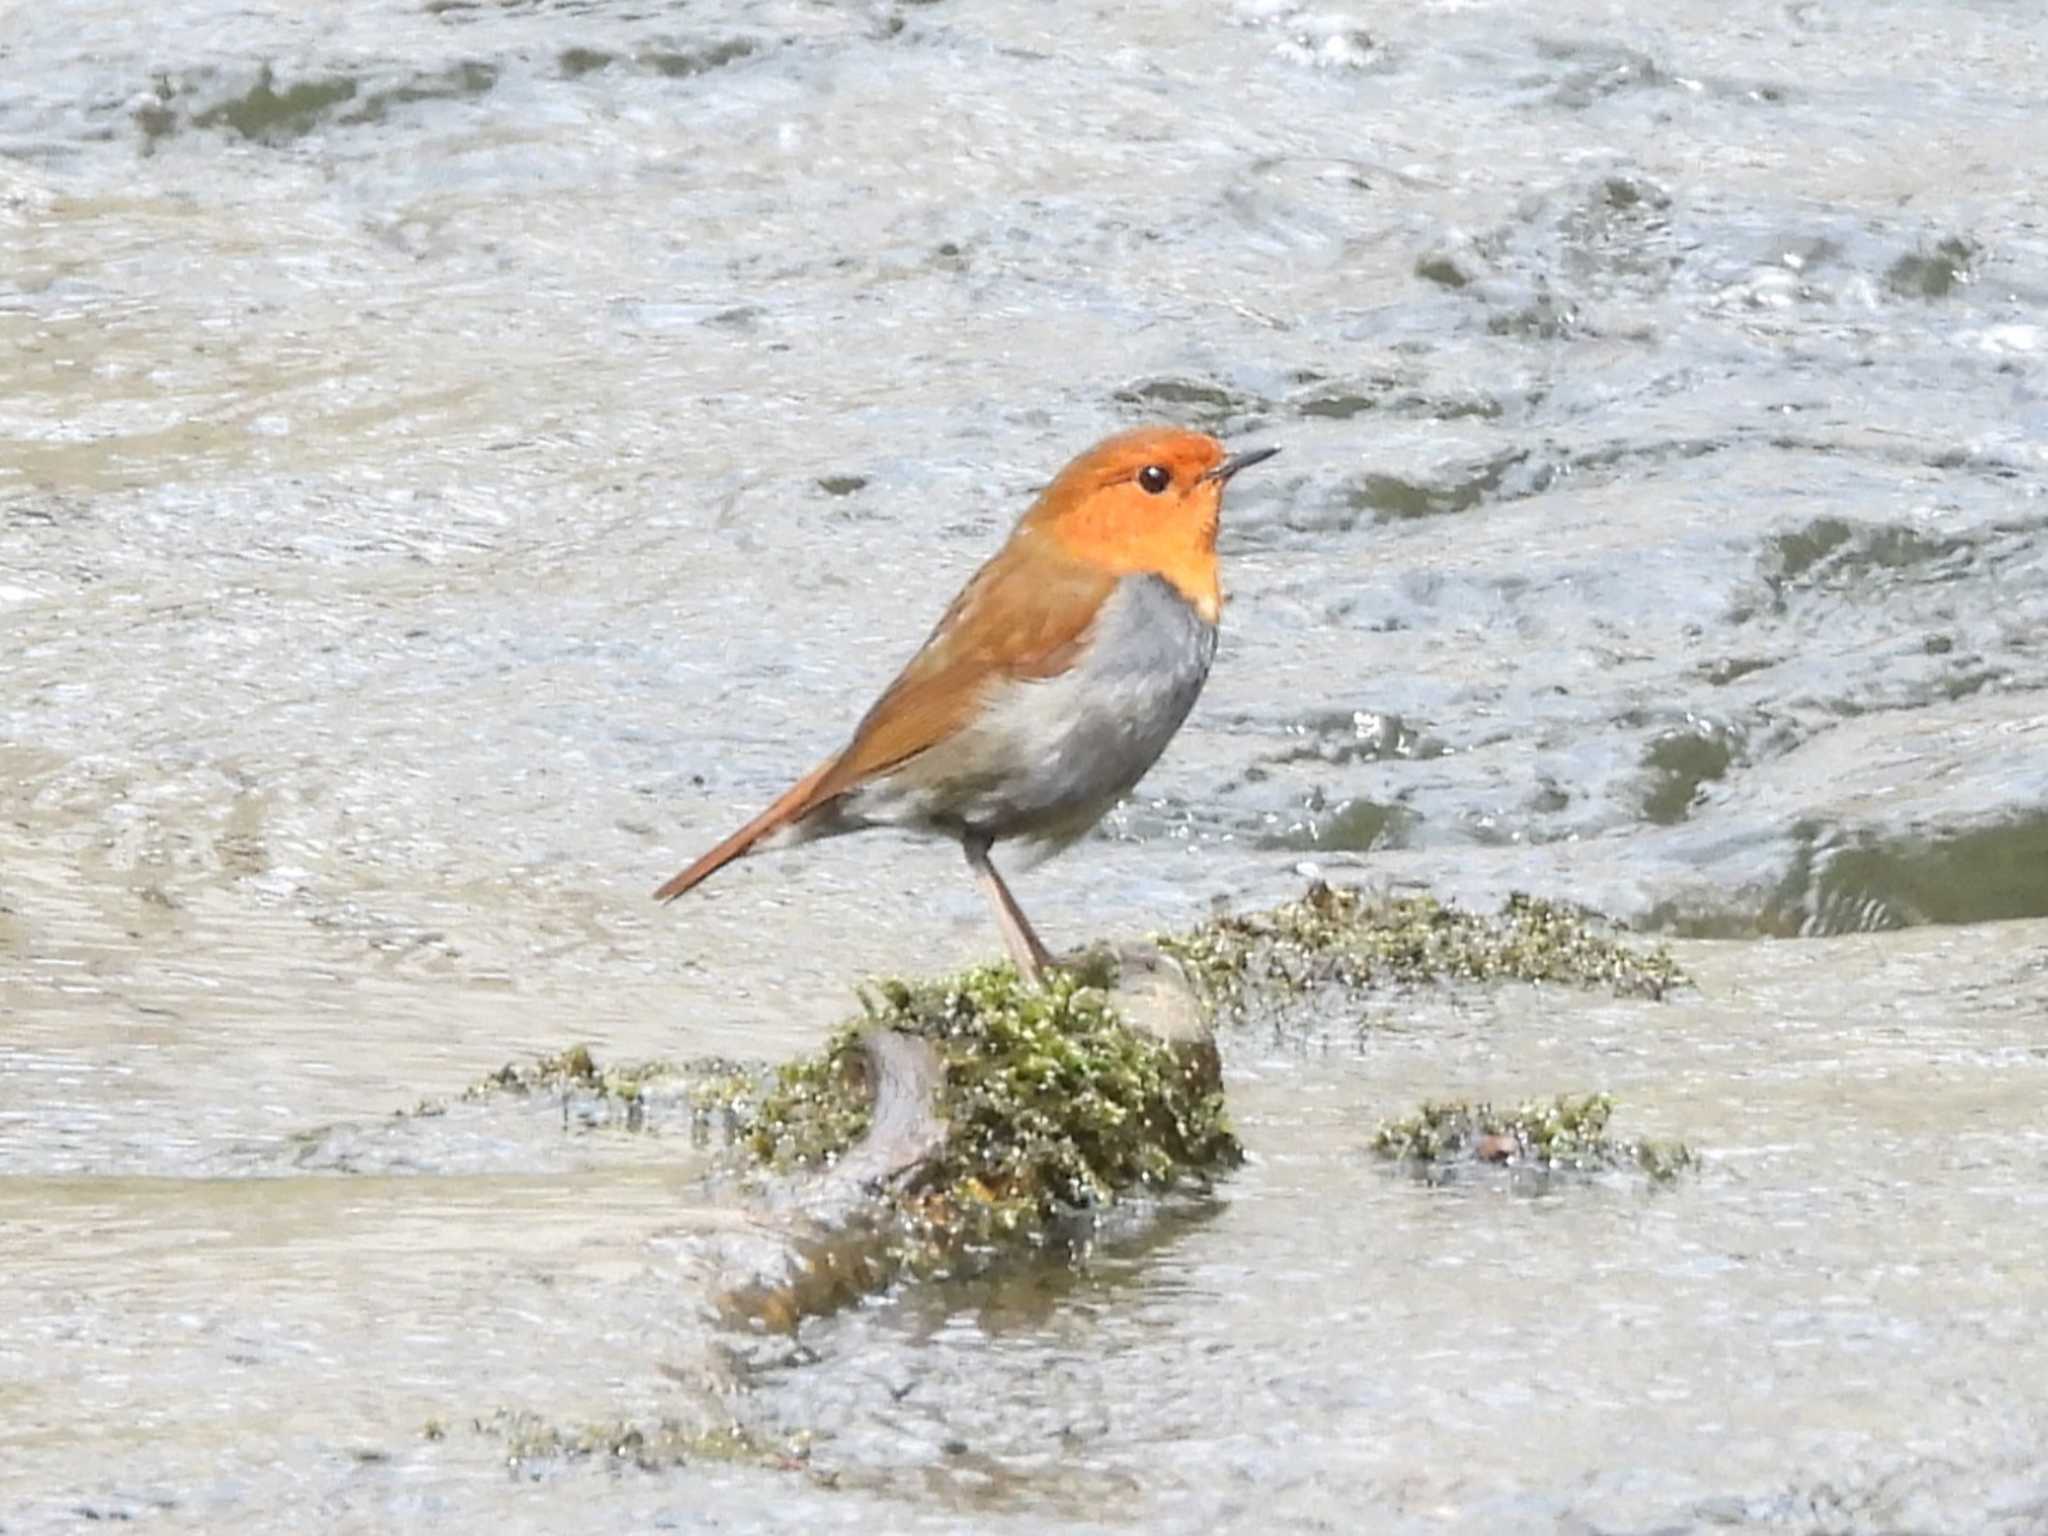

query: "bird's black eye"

left=1137, top=464, right=1171, bottom=495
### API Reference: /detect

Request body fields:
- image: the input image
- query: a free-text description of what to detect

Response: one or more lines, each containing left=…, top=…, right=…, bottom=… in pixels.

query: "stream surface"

left=4, top=0, right=2046, bottom=1529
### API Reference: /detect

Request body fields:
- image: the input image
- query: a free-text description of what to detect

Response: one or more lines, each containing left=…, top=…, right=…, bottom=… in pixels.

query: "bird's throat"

left=1044, top=513, right=1222, bottom=626
left=1158, top=556, right=1221, bottom=625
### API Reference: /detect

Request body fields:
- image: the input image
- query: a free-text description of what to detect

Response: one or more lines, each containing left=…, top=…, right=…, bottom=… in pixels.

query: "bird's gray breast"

left=830, top=573, right=1218, bottom=850
left=945, top=572, right=1218, bottom=848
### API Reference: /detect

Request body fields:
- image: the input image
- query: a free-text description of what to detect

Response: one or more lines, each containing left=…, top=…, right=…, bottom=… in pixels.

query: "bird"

left=653, top=424, right=1279, bottom=985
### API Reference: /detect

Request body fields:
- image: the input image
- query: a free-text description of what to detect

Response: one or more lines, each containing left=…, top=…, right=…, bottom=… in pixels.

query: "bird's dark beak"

left=1204, top=445, right=1280, bottom=484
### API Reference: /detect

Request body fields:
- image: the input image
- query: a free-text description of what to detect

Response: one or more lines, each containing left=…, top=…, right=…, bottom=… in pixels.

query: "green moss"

left=685, top=1062, right=773, bottom=1137
left=745, top=1026, right=875, bottom=1168
left=469, top=1407, right=820, bottom=1479
left=434, top=1043, right=681, bottom=1108
left=1370, top=1093, right=1696, bottom=1182
left=1163, top=882, right=1684, bottom=1015
left=749, top=963, right=1240, bottom=1249
left=407, top=1045, right=763, bottom=1137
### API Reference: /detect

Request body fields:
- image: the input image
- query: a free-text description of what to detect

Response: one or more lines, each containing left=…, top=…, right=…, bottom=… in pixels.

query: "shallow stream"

left=5, top=0, right=2046, bottom=1528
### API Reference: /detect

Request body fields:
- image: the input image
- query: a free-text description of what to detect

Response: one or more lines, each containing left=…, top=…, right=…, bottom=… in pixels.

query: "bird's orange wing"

left=820, top=537, right=1114, bottom=794
left=653, top=537, right=1113, bottom=901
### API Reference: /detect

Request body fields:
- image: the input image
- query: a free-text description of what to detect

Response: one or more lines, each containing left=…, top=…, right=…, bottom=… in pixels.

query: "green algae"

left=1163, top=881, right=1685, bottom=1017
left=750, top=962, right=1240, bottom=1249
left=457, top=1043, right=673, bottom=1103
left=406, top=1044, right=766, bottom=1137
left=1371, top=1092, right=1696, bottom=1182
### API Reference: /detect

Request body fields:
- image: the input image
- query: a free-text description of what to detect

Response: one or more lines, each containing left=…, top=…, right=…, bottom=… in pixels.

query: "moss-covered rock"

left=750, top=961, right=1240, bottom=1253
left=1164, top=882, right=1685, bottom=1016
left=1370, top=1092, right=1695, bottom=1182
left=405, top=883, right=1688, bottom=1319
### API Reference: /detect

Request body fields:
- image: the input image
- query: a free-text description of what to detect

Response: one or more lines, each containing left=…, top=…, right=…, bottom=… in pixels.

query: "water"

left=4, top=0, right=2047, bottom=1528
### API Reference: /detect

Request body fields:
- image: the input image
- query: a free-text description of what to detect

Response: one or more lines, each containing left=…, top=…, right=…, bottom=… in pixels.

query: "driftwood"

left=822, top=1029, right=952, bottom=1194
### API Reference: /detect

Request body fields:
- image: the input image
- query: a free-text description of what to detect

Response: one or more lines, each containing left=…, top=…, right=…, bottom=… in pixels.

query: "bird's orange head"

left=1021, top=425, right=1279, bottom=624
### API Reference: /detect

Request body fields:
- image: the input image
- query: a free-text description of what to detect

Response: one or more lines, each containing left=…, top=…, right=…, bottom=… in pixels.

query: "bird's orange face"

left=1026, top=426, right=1267, bottom=624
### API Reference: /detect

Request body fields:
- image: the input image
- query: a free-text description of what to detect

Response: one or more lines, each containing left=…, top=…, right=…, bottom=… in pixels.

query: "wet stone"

left=1639, top=719, right=1740, bottom=825
left=191, top=67, right=359, bottom=143
left=638, top=39, right=758, bottom=78
left=1343, top=449, right=1545, bottom=522
left=557, top=48, right=614, bottom=78
left=1885, top=236, right=1979, bottom=299
left=1764, top=516, right=1969, bottom=592
left=1256, top=796, right=1418, bottom=853
left=1415, top=252, right=1473, bottom=289
left=1295, top=390, right=1380, bottom=419
left=1112, top=378, right=1255, bottom=428
left=1761, top=814, right=2048, bottom=936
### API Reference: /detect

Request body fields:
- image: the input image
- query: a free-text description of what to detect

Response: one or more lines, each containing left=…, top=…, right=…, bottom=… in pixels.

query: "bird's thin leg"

left=961, top=833, right=1054, bottom=986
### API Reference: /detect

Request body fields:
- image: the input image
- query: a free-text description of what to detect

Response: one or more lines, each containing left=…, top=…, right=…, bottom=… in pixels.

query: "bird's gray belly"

left=839, top=573, right=1217, bottom=853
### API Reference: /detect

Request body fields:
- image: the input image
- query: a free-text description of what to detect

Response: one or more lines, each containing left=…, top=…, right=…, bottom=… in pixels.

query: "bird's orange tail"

left=652, top=757, right=839, bottom=903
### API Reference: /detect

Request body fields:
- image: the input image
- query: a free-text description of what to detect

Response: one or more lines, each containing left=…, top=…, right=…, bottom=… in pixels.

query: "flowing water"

left=4, top=0, right=2047, bottom=1528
